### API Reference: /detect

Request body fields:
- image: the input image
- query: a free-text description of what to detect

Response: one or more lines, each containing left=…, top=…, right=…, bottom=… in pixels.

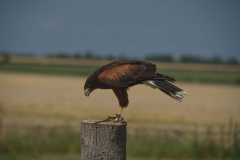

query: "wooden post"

left=81, top=120, right=127, bottom=160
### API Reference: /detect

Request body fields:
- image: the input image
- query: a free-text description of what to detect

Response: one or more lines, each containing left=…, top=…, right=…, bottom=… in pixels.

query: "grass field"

left=1, top=128, right=239, bottom=160
left=0, top=65, right=240, bottom=159
left=0, top=63, right=240, bottom=84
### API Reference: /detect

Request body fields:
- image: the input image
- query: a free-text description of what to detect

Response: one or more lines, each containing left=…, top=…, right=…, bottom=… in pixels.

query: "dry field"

left=0, top=72, right=240, bottom=130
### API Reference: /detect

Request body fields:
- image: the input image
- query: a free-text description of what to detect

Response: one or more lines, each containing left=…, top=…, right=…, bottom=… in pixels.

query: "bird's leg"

left=116, top=107, right=123, bottom=116
left=113, top=107, right=123, bottom=122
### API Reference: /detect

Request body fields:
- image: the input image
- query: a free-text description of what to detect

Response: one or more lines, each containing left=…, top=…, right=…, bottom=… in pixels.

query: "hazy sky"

left=0, top=0, right=239, bottom=60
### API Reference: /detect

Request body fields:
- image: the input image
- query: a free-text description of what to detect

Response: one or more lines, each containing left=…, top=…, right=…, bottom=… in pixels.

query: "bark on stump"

left=81, top=120, right=127, bottom=160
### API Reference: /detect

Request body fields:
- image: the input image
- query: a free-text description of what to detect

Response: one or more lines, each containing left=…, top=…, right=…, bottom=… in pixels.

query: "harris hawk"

left=84, top=60, right=189, bottom=122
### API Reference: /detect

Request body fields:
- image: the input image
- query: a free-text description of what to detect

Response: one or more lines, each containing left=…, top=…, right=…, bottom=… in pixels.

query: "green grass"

left=0, top=154, right=81, bottom=160
left=0, top=154, right=157, bottom=160
left=0, top=128, right=239, bottom=159
left=0, top=63, right=240, bottom=84
left=127, top=132, right=240, bottom=159
left=0, top=129, right=81, bottom=154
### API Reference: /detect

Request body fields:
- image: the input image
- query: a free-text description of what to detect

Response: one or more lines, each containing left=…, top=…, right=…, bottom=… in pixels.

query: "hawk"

left=84, top=60, right=189, bottom=122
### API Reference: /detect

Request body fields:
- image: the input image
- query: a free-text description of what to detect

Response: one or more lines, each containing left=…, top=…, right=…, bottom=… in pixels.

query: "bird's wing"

left=98, top=62, right=157, bottom=87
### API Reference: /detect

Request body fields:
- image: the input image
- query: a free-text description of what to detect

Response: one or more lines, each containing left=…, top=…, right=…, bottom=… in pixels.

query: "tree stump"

left=81, top=120, right=127, bottom=160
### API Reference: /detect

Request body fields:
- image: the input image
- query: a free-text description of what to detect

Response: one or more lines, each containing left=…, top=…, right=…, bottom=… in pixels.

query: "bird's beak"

left=84, top=88, right=90, bottom=97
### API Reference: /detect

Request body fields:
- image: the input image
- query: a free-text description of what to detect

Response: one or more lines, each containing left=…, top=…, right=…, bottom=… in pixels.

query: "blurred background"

left=0, top=0, right=240, bottom=159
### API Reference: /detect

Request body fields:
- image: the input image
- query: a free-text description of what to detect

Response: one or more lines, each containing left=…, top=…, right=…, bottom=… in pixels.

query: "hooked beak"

left=84, top=88, right=90, bottom=97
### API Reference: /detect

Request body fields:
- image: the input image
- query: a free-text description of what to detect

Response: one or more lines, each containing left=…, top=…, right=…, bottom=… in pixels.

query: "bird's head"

left=84, top=74, right=98, bottom=97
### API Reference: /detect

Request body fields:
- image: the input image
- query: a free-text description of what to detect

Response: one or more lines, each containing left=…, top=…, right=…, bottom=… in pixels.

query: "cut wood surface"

left=81, top=120, right=127, bottom=160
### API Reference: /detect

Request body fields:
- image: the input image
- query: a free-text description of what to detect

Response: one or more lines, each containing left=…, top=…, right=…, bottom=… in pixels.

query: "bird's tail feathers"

left=153, top=73, right=175, bottom=82
left=143, top=80, right=189, bottom=102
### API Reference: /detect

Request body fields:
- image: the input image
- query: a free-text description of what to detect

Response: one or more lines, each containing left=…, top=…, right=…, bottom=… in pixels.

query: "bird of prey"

left=84, top=60, right=189, bottom=122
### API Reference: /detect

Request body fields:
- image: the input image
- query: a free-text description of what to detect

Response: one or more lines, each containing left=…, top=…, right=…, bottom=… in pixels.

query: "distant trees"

left=47, top=50, right=99, bottom=59
left=74, top=51, right=81, bottom=58
left=105, top=54, right=115, bottom=60
left=179, top=54, right=238, bottom=64
left=0, top=50, right=238, bottom=65
left=48, top=51, right=128, bottom=61
left=145, top=53, right=174, bottom=62
left=145, top=53, right=238, bottom=64
left=55, top=52, right=71, bottom=58
left=0, top=54, right=10, bottom=64
left=226, top=57, right=239, bottom=65
left=83, top=50, right=94, bottom=59
left=180, top=54, right=207, bottom=63
left=209, top=55, right=223, bottom=64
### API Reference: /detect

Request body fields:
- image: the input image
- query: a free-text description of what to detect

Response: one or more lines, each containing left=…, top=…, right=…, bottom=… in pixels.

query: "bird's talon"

left=121, top=121, right=127, bottom=124
left=103, top=115, right=124, bottom=123
left=107, top=116, right=116, bottom=121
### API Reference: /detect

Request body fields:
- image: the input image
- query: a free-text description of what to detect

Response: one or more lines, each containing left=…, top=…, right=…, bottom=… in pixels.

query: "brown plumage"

left=84, top=60, right=189, bottom=110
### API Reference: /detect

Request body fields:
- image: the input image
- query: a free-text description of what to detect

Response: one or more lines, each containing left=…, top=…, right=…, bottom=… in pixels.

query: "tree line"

left=0, top=50, right=238, bottom=65
left=46, top=51, right=239, bottom=65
